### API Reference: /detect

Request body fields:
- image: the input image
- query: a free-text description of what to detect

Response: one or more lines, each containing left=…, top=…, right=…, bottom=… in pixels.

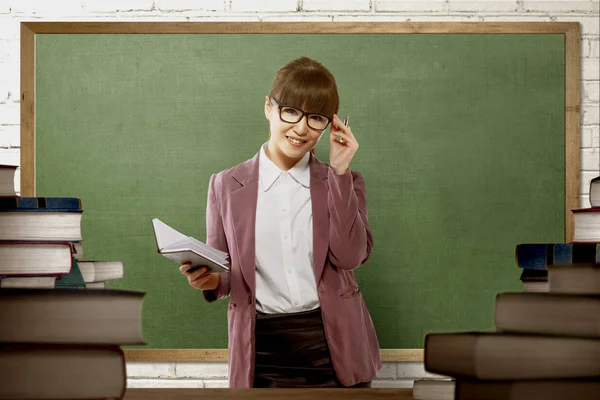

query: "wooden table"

left=122, top=388, right=413, bottom=399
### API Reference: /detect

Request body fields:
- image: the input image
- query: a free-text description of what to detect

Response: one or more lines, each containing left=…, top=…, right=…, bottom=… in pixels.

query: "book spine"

left=516, top=243, right=599, bottom=270
left=0, top=197, right=82, bottom=211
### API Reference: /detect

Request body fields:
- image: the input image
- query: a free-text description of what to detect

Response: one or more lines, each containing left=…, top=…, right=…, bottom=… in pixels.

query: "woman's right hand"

left=179, top=263, right=220, bottom=291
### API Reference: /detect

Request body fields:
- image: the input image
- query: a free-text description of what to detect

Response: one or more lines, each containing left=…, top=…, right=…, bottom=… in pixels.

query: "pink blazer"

left=202, top=151, right=382, bottom=388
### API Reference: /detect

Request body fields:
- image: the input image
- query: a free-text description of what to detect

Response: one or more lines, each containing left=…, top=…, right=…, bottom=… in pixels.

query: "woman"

left=180, top=56, right=382, bottom=388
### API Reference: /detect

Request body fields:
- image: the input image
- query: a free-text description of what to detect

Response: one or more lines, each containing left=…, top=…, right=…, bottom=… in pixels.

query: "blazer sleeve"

left=327, top=168, right=374, bottom=270
left=202, top=173, right=232, bottom=302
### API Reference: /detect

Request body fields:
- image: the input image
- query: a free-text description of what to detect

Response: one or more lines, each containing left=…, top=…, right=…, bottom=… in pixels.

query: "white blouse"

left=254, top=143, right=320, bottom=314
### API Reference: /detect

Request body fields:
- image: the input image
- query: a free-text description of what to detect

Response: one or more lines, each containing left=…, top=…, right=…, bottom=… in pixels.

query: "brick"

left=174, top=362, right=228, bottom=379
left=0, top=101, right=19, bottom=125
left=0, top=18, right=19, bottom=41
left=185, top=15, right=261, bottom=22
left=10, top=0, right=82, bottom=14
left=583, top=103, right=600, bottom=125
left=302, top=0, right=370, bottom=12
left=582, top=58, right=600, bottom=80
left=522, top=1, right=597, bottom=13
left=333, top=14, right=475, bottom=22
left=0, top=61, right=19, bottom=101
left=0, top=124, right=19, bottom=148
left=584, top=81, right=600, bottom=102
left=585, top=38, right=599, bottom=58
left=231, top=0, right=297, bottom=12
left=372, top=379, right=415, bottom=388
left=582, top=124, right=600, bottom=147
left=261, top=14, right=333, bottom=22
left=581, top=170, right=599, bottom=194
left=0, top=147, right=19, bottom=165
left=375, top=1, right=447, bottom=12
left=202, top=380, right=229, bottom=388
left=581, top=147, right=600, bottom=170
left=126, top=362, right=176, bottom=378
left=154, top=0, right=225, bottom=12
left=375, top=362, right=397, bottom=379
left=1, top=39, right=18, bottom=65
left=554, top=16, right=600, bottom=36
left=126, top=379, right=204, bottom=388
left=82, top=0, right=153, bottom=13
left=448, top=1, right=520, bottom=12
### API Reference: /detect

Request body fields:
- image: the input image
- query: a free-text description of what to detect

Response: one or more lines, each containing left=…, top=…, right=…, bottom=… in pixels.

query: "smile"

left=286, top=136, right=306, bottom=145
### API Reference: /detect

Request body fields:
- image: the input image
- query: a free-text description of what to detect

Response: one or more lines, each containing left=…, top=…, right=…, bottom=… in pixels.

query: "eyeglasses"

left=270, top=97, right=332, bottom=131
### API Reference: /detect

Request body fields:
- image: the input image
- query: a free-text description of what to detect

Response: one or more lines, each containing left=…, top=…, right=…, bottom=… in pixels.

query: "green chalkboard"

left=25, top=23, right=579, bottom=356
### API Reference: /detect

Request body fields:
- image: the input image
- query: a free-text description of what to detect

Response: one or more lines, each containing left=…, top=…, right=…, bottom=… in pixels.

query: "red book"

left=0, top=241, right=73, bottom=277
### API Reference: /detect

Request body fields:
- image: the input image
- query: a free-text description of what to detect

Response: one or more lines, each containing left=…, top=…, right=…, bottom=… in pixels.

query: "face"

left=264, top=96, right=326, bottom=165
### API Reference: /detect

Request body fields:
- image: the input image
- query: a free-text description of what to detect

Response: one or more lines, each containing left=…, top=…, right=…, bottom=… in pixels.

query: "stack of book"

left=0, top=288, right=145, bottom=399
left=515, top=176, right=600, bottom=292
left=0, top=164, right=145, bottom=398
left=0, top=165, right=124, bottom=289
left=423, top=263, right=600, bottom=400
left=0, top=196, right=87, bottom=288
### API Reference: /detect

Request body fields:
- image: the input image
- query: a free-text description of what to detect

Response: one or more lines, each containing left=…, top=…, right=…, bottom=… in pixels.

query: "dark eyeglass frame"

left=269, top=97, right=332, bottom=131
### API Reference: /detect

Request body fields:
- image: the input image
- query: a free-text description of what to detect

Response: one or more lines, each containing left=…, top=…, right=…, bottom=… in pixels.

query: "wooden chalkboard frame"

left=20, top=22, right=580, bottom=362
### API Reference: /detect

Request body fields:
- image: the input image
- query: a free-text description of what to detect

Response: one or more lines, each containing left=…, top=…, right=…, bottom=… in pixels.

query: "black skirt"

left=253, top=307, right=371, bottom=388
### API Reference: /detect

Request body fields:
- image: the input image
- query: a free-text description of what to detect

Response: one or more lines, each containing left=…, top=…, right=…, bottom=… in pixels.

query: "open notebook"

left=151, top=218, right=229, bottom=274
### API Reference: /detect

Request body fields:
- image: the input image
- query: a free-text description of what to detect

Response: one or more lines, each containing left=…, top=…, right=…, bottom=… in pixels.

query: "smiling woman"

left=179, top=56, right=381, bottom=388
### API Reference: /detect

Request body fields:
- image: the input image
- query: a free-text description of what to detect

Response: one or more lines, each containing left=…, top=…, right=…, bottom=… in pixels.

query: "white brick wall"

left=0, top=0, right=598, bottom=387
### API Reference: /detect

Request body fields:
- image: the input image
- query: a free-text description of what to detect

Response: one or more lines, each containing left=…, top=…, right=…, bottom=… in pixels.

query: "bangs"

left=270, top=64, right=339, bottom=118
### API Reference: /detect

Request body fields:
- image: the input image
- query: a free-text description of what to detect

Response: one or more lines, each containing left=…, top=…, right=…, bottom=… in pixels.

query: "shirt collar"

left=259, top=143, right=311, bottom=191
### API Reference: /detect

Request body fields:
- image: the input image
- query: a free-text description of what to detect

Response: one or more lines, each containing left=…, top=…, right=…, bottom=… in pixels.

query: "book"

left=85, top=281, right=106, bottom=289
left=515, top=243, right=599, bottom=270
left=549, top=263, right=600, bottom=294
left=78, top=260, right=124, bottom=283
left=413, top=379, right=456, bottom=400
left=0, top=164, right=17, bottom=196
left=0, top=197, right=83, bottom=241
left=521, top=281, right=550, bottom=292
left=152, top=218, right=229, bottom=274
left=424, top=332, right=600, bottom=380
left=0, top=241, right=73, bottom=276
left=0, top=344, right=126, bottom=400
left=455, top=379, right=600, bottom=400
left=72, top=241, right=84, bottom=259
left=590, top=176, right=600, bottom=208
left=519, top=269, right=547, bottom=281
left=0, top=288, right=145, bottom=344
left=572, top=207, right=600, bottom=242
left=0, top=276, right=56, bottom=288
left=54, top=259, right=86, bottom=289
left=494, top=292, right=600, bottom=338
left=519, top=269, right=549, bottom=292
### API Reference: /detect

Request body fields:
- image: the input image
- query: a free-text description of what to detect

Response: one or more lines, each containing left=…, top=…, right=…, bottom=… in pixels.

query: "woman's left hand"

left=329, top=114, right=359, bottom=175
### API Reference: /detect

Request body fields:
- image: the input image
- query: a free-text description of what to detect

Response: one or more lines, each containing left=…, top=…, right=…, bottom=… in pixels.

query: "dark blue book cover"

left=516, top=243, right=599, bottom=270
left=54, top=259, right=87, bottom=289
left=0, top=197, right=82, bottom=212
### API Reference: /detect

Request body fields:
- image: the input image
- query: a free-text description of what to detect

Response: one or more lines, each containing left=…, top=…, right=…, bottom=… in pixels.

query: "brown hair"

left=268, top=57, right=339, bottom=155
left=269, top=56, right=339, bottom=117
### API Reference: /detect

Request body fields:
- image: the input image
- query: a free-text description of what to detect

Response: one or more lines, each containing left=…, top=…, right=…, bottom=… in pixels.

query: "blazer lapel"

left=229, top=153, right=260, bottom=294
left=310, top=156, right=329, bottom=284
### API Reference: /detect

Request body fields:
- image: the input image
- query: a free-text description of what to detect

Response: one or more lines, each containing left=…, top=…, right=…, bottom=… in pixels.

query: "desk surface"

left=122, top=388, right=413, bottom=399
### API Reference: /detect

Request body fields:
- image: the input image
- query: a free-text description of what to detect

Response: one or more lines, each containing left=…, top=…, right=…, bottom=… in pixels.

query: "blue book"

left=0, top=197, right=82, bottom=212
left=515, top=243, right=600, bottom=270
left=54, top=259, right=86, bottom=289
left=0, top=197, right=83, bottom=241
